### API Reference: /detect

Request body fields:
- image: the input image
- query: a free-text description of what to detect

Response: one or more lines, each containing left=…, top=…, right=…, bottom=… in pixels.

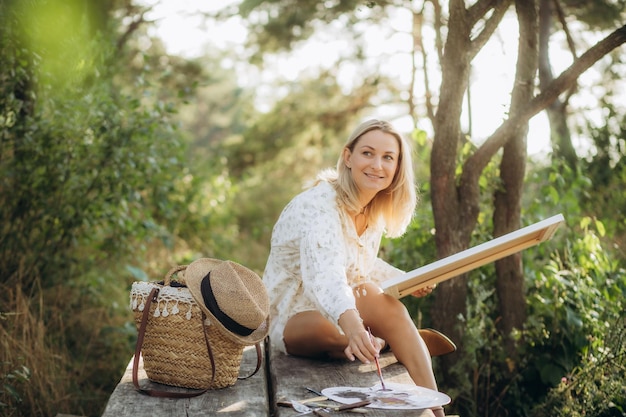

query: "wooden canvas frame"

left=382, top=214, right=565, bottom=299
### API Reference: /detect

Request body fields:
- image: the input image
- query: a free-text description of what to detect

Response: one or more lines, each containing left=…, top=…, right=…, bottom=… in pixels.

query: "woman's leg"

left=354, top=283, right=436, bottom=389
left=355, top=283, right=445, bottom=417
left=283, top=287, right=438, bottom=388
left=283, top=310, right=349, bottom=359
left=284, top=310, right=387, bottom=360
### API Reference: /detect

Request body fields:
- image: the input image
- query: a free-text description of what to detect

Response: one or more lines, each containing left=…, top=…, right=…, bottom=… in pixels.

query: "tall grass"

left=0, top=271, right=137, bottom=417
left=1, top=286, right=70, bottom=416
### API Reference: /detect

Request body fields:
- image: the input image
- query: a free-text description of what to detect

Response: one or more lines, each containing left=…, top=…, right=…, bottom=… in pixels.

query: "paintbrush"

left=367, top=326, right=387, bottom=390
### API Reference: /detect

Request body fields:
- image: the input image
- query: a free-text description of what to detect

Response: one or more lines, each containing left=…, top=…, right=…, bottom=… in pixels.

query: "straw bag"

left=130, top=259, right=270, bottom=397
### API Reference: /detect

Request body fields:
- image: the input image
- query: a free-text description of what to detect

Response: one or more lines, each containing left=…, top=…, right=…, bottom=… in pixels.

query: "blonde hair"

left=317, top=119, right=417, bottom=238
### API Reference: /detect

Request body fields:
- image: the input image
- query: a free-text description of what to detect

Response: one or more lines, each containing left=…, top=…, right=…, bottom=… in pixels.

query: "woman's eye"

left=384, top=155, right=394, bottom=161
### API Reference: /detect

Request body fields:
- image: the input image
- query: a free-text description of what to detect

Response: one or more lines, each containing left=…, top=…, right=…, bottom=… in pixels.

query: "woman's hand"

left=411, top=284, right=436, bottom=298
left=338, top=309, right=379, bottom=363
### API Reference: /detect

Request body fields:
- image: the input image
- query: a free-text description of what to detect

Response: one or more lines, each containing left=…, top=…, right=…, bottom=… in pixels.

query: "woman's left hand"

left=411, top=284, right=436, bottom=298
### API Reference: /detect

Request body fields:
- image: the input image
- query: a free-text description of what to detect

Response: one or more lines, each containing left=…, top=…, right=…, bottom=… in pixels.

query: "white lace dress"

left=263, top=181, right=404, bottom=353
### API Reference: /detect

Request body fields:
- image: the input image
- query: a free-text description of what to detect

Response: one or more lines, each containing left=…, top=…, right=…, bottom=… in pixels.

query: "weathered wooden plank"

left=268, top=346, right=436, bottom=417
left=101, top=344, right=269, bottom=417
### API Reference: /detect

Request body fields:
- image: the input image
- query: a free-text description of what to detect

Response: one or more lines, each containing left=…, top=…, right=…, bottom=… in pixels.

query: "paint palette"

left=321, top=382, right=451, bottom=410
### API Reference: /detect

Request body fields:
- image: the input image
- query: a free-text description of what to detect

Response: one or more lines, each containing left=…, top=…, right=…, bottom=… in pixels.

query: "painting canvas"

left=382, top=214, right=565, bottom=299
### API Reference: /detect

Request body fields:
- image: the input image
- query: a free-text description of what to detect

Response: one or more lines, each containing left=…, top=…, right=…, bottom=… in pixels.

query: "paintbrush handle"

left=336, top=400, right=372, bottom=411
left=367, top=327, right=387, bottom=390
left=373, top=355, right=386, bottom=390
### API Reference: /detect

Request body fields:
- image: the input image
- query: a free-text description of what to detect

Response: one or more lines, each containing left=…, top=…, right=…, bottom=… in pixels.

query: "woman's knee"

left=358, top=291, right=412, bottom=328
left=284, top=311, right=346, bottom=355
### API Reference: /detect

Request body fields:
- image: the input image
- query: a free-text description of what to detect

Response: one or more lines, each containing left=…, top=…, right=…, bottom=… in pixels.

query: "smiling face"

left=342, top=129, right=400, bottom=206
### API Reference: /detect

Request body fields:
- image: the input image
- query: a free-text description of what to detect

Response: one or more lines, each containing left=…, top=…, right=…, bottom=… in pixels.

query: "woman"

left=263, top=119, right=446, bottom=417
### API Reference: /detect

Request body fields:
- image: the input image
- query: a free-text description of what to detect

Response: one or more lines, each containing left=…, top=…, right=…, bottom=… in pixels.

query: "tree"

left=430, top=0, right=625, bottom=379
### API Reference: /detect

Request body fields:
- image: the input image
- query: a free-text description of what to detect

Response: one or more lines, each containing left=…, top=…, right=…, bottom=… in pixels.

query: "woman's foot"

left=374, top=337, right=389, bottom=352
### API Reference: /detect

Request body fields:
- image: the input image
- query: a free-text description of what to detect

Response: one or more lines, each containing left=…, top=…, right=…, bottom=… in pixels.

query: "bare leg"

left=355, top=283, right=444, bottom=417
left=283, top=310, right=349, bottom=359
left=354, top=283, right=437, bottom=390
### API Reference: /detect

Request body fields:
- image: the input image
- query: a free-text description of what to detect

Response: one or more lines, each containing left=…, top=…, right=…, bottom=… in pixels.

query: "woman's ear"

left=342, top=147, right=352, bottom=168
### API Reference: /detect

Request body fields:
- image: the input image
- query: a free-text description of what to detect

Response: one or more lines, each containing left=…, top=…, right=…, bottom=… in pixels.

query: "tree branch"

left=552, top=0, right=578, bottom=106
left=552, top=0, right=577, bottom=59
left=467, top=0, right=503, bottom=24
left=116, top=7, right=150, bottom=52
left=468, top=0, right=512, bottom=60
left=523, top=24, right=626, bottom=120
left=464, top=24, right=626, bottom=176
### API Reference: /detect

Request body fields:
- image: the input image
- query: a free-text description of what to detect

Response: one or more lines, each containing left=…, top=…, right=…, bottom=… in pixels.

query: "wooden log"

left=102, top=342, right=444, bottom=417
left=101, top=344, right=268, bottom=417
left=268, top=345, right=436, bottom=417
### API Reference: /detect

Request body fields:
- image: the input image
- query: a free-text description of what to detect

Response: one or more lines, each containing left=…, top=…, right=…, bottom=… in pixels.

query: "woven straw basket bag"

left=130, top=265, right=244, bottom=390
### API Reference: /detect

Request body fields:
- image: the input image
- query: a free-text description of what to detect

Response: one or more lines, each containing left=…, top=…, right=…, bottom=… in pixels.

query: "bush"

left=0, top=2, right=191, bottom=414
left=532, top=316, right=626, bottom=417
left=523, top=218, right=626, bottom=416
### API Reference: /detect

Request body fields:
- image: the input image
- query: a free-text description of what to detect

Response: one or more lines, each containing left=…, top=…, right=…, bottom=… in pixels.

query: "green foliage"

left=238, top=0, right=392, bottom=58
left=221, top=72, right=381, bottom=270
left=526, top=219, right=625, bottom=417
left=1, top=0, right=187, bottom=291
left=531, top=316, right=626, bottom=417
left=448, top=266, right=503, bottom=415
left=561, top=0, right=626, bottom=28
left=520, top=216, right=624, bottom=394
left=453, top=163, right=625, bottom=417
left=0, top=0, right=199, bottom=415
left=435, top=215, right=626, bottom=417
left=579, top=98, right=626, bottom=245
left=0, top=363, right=30, bottom=410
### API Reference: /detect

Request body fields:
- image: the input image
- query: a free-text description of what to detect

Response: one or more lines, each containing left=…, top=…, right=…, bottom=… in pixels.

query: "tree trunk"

left=430, top=0, right=513, bottom=377
left=493, top=0, right=537, bottom=362
left=539, top=0, right=577, bottom=169
left=430, top=0, right=473, bottom=375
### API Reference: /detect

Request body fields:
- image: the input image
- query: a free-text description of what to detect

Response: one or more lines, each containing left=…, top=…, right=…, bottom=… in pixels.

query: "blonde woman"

left=263, top=119, right=447, bottom=417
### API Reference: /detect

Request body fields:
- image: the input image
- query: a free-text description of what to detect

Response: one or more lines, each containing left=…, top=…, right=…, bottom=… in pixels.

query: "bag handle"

left=163, top=265, right=188, bottom=285
left=238, top=342, right=263, bottom=380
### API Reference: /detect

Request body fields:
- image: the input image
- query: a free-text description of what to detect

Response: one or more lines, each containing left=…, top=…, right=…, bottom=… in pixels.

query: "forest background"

left=1, top=0, right=625, bottom=416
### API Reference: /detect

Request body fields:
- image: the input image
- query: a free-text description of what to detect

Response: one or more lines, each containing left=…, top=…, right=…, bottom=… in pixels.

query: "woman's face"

left=343, top=129, right=400, bottom=203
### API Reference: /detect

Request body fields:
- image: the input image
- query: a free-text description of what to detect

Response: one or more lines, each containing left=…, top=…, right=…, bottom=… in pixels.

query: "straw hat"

left=185, top=258, right=270, bottom=345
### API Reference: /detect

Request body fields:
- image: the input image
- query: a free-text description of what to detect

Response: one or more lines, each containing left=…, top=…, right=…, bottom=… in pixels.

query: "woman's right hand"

left=338, top=309, right=379, bottom=363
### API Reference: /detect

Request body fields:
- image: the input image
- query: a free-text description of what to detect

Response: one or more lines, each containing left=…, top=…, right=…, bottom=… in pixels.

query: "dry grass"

left=1, top=277, right=136, bottom=417
left=1, top=286, right=71, bottom=417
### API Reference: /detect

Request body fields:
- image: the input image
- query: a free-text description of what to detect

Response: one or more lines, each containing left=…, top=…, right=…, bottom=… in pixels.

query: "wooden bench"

left=101, top=342, right=436, bottom=417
